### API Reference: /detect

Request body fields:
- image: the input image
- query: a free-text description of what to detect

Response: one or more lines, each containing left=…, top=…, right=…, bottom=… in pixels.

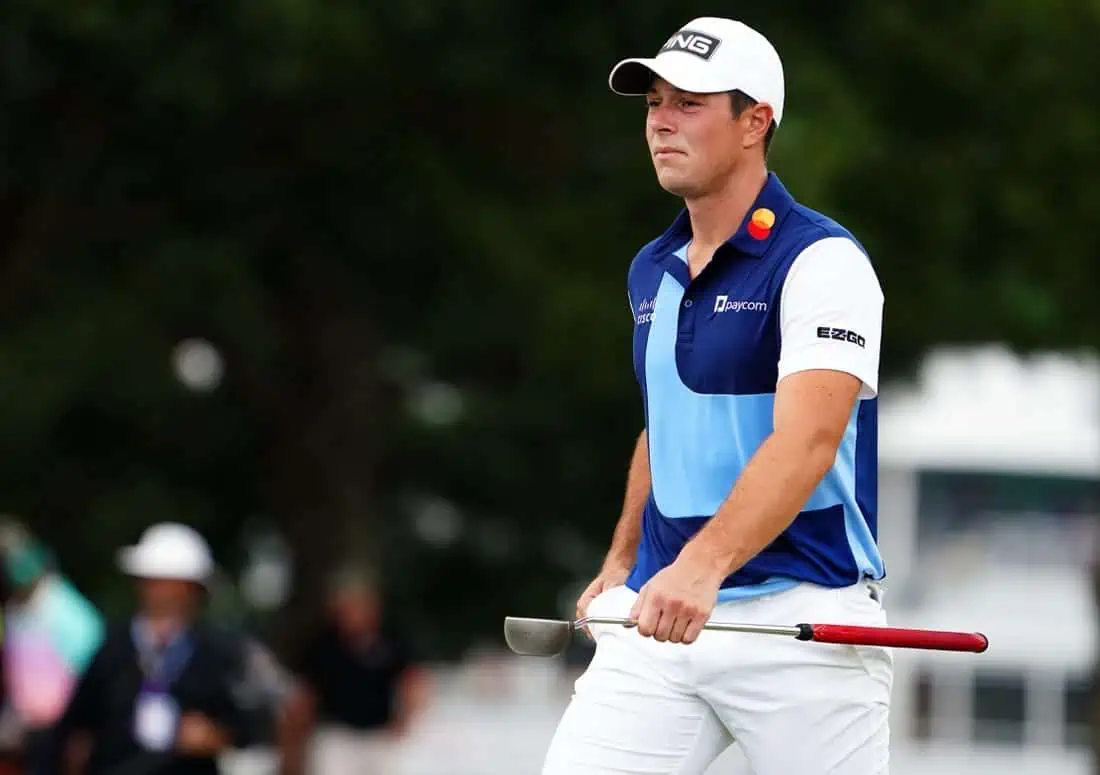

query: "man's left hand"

left=629, top=556, right=724, bottom=644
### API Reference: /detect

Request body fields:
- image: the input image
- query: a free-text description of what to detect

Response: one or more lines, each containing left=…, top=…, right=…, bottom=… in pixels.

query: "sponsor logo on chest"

left=713, top=295, right=768, bottom=314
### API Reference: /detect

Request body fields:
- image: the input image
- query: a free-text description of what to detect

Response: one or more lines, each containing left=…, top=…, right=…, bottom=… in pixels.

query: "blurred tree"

left=1, top=0, right=1098, bottom=666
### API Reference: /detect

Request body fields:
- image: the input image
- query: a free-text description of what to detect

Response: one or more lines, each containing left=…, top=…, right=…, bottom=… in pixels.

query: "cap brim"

left=117, top=546, right=141, bottom=575
left=609, top=56, right=733, bottom=96
left=117, top=547, right=210, bottom=584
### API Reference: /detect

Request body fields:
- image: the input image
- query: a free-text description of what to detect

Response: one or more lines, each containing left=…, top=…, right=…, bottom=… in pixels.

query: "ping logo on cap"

left=747, top=208, right=775, bottom=240
left=659, top=30, right=721, bottom=61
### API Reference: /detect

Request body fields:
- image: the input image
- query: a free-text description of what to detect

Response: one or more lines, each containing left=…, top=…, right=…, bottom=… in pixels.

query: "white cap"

left=117, top=522, right=214, bottom=584
left=608, top=17, right=785, bottom=126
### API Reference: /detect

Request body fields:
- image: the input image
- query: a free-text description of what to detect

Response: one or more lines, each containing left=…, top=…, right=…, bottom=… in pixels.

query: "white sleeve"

left=777, top=237, right=884, bottom=399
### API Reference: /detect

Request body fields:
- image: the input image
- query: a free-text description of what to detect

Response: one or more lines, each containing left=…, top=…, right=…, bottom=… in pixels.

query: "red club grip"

left=806, top=624, right=989, bottom=653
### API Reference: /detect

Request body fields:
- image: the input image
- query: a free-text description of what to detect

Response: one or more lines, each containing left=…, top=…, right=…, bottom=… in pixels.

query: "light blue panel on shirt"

left=716, top=576, right=799, bottom=602
left=806, top=414, right=884, bottom=578
left=643, top=269, right=882, bottom=577
left=644, top=272, right=778, bottom=518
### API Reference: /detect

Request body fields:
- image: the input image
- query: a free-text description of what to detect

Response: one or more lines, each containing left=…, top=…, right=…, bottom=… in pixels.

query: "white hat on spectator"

left=117, top=522, right=214, bottom=584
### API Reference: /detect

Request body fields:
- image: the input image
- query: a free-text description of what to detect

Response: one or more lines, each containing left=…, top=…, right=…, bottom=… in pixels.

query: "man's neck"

left=685, top=161, right=769, bottom=253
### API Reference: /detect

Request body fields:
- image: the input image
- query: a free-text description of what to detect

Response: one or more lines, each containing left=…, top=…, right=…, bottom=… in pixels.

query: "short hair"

left=729, top=90, right=776, bottom=157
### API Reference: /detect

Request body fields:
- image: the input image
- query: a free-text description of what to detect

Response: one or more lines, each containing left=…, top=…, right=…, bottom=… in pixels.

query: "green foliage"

left=2, top=0, right=1097, bottom=657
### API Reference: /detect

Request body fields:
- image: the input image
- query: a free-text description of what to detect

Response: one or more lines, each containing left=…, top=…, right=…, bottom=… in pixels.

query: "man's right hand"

left=176, top=713, right=229, bottom=756
left=576, top=564, right=631, bottom=637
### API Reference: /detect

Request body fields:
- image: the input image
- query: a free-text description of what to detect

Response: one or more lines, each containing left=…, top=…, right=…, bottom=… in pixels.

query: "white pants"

left=542, top=582, right=893, bottom=775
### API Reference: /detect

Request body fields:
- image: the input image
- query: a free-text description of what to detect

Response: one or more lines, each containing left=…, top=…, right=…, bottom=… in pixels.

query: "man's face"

left=330, top=586, right=381, bottom=639
left=138, top=578, right=199, bottom=616
left=645, top=79, right=753, bottom=199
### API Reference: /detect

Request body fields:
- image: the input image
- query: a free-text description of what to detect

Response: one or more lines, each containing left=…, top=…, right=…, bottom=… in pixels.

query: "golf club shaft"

left=576, top=616, right=988, bottom=653
left=578, top=616, right=800, bottom=638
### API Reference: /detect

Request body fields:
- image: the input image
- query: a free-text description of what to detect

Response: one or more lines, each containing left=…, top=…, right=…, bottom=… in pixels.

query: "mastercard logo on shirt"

left=746, top=208, right=775, bottom=240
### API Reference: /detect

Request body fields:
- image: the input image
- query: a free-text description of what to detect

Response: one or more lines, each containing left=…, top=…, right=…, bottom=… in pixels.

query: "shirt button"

left=683, top=299, right=693, bottom=308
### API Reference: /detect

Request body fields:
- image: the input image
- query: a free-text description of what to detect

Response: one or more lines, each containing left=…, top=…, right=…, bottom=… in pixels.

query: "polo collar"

left=653, top=172, right=796, bottom=260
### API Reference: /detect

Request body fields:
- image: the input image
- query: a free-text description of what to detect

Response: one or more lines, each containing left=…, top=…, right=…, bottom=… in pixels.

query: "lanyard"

left=131, top=619, right=195, bottom=690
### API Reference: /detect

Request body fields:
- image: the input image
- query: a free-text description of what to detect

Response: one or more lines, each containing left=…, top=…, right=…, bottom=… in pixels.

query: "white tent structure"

left=875, top=346, right=1100, bottom=775
left=879, top=345, right=1100, bottom=476
left=874, top=345, right=1100, bottom=599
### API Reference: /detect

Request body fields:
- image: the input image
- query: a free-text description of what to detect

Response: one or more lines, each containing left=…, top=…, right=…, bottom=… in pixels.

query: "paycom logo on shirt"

left=713, top=295, right=768, bottom=314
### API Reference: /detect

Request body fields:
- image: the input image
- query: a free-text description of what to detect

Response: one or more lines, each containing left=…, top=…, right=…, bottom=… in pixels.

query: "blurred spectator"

left=231, top=633, right=297, bottom=749
left=36, top=523, right=270, bottom=775
left=0, top=520, right=103, bottom=773
left=279, top=567, right=428, bottom=775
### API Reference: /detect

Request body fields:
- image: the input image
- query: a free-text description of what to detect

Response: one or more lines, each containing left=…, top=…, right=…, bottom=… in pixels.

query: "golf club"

left=503, top=615, right=989, bottom=657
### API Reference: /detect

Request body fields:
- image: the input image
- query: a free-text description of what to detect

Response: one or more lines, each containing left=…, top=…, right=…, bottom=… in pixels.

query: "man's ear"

left=742, top=103, right=774, bottom=149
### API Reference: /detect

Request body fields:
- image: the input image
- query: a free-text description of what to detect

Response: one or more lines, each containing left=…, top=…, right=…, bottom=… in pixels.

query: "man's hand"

left=176, top=712, right=229, bottom=756
left=576, top=563, right=631, bottom=637
left=629, top=555, right=724, bottom=645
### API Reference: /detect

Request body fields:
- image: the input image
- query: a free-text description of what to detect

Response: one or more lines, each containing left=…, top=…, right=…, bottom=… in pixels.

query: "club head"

left=503, top=616, right=574, bottom=656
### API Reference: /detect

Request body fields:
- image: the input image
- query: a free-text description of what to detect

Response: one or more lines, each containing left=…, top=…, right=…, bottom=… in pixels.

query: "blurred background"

left=2, top=1, right=1099, bottom=773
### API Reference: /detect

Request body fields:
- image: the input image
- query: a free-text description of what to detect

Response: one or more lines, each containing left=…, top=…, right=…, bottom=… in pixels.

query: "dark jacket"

left=35, top=619, right=264, bottom=775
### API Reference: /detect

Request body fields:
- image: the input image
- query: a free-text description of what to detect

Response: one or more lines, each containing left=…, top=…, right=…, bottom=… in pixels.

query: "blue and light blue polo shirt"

left=625, top=172, right=886, bottom=601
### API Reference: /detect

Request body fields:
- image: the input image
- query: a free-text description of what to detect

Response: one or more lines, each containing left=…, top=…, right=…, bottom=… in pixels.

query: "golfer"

left=542, top=17, right=891, bottom=775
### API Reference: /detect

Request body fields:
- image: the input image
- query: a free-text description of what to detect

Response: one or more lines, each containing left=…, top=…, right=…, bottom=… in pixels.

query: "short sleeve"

left=777, top=237, right=884, bottom=399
